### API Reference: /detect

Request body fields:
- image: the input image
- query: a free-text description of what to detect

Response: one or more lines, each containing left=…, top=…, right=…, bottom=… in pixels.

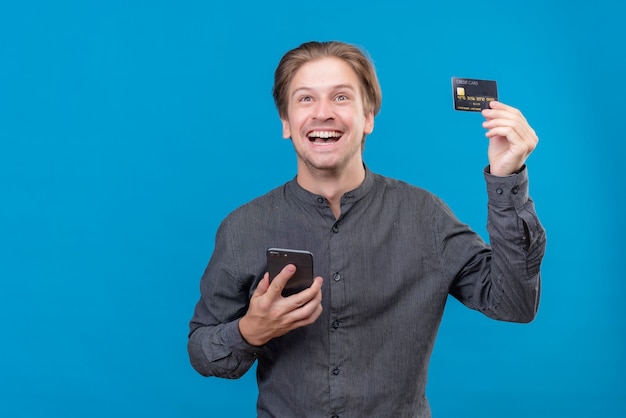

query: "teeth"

left=308, top=131, right=342, bottom=139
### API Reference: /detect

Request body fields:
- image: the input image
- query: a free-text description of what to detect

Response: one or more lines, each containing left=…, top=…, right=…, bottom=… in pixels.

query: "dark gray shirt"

left=188, top=167, right=546, bottom=418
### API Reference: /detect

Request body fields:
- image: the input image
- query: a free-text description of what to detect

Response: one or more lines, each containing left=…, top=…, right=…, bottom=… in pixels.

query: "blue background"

left=1, top=1, right=624, bottom=416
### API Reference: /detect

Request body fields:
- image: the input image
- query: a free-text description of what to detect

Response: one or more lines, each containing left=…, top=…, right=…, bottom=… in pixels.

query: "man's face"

left=281, top=56, right=374, bottom=174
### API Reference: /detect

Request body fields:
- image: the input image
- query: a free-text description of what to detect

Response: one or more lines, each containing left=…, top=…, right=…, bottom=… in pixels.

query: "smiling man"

left=188, top=41, right=546, bottom=417
left=279, top=55, right=374, bottom=219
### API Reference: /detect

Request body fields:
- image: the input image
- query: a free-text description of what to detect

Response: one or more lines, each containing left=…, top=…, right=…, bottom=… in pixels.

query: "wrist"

left=486, top=164, right=525, bottom=177
left=238, top=316, right=266, bottom=347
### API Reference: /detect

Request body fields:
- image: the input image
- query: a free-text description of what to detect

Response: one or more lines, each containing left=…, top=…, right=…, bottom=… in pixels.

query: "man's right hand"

left=238, top=264, right=323, bottom=347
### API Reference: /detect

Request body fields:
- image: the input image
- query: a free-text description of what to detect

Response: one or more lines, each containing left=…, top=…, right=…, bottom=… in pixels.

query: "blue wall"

left=1, top=1, right=624, bottom=416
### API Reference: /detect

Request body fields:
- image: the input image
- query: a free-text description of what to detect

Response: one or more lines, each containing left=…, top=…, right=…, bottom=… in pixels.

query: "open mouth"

left=307, top=130, right=343, bottom=144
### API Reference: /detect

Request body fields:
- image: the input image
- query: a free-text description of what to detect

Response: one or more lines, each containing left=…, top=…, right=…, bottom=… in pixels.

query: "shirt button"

left=332, top=226, right=339, bottom=233
left=317, top=197, right=325, bottom=203
left=496, top=188, right=503, bottom=194
left=333, top=272, right=341, bottom=282
left=332, top=368, right=340, bottom=375
left=511, top=186, right=519, bottom=194
left=332, top=320, right=340, bottom=329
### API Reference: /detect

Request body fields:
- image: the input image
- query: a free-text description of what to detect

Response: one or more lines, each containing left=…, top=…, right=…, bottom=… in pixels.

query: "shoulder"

left=370, top=171, right=445, bottom=207
left=223, top=182, right=288, bottom=222
left=365, top=171, right=462, bottom=225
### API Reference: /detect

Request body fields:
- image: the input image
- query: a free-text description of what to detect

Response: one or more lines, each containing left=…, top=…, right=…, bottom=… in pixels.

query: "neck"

left=296, top=161, right=365, bottom=219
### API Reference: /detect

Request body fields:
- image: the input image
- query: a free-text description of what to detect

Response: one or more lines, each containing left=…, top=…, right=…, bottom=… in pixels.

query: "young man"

left=188, top=41, right=546, bottom=417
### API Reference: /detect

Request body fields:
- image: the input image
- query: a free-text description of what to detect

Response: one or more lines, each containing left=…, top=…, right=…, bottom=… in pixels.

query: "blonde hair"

left=272, top=41, right=382, bottom=119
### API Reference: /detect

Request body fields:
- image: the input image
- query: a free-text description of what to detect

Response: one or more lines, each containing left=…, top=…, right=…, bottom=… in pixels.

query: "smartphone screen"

left=267, top=248, right=314, bottom=297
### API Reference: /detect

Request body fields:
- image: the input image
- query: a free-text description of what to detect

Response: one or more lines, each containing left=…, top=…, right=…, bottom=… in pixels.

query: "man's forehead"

left=289, top=56, right=360, bottom=92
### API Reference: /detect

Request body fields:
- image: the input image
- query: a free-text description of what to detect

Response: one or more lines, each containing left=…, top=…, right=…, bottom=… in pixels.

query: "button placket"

left=328, top=215, right=346, bottom=413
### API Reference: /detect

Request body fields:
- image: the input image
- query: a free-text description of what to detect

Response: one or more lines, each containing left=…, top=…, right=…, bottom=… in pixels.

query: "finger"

left=311, top=276, right=324, bottom=291
left=486, top=128, right=537, bottom=160
left=284, top=276, right=324, bottom=307
left=485, top=126, right=523, bottom=146
left=489, top=104, right=537, bottom=147
left=267, top=264, right=296, bottom=297
left=489, top=100, right=512, bottom=110
left=485, top=124, right=537, bottom=149
left=482, top=109, right=530, bottom=130
left=482, top=101, right=526, bottom=123
left=483, top=115, right=537, bottom=145
left=486, top=100, right=522, bottom=114
left=484, top=121, right=523, bottom=140
left=253, top=273, right=271, bottom=296
left=286, top=288, right=324, bottom=324
left=291, top=303, right=324, bottom=328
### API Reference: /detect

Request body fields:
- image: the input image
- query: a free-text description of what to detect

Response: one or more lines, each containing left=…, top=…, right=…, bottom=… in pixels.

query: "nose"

left=313, top=99, right=334, bottom=121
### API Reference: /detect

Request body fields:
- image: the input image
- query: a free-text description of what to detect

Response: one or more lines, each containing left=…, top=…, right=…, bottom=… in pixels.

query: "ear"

left=363, top=111, right=374, bottom=135
left=281, top=118, right=291, bottom=139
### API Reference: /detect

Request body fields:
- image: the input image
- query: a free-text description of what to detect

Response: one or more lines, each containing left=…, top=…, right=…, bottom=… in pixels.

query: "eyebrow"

left=291, top=84, right=358, bottom=97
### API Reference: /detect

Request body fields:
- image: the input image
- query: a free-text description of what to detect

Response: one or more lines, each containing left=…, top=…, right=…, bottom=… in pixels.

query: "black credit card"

left=452, top=77, right=498, bottom=111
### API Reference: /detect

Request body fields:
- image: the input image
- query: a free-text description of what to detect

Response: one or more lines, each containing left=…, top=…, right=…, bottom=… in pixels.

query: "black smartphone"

left=266, top=248, right=314, bottom=297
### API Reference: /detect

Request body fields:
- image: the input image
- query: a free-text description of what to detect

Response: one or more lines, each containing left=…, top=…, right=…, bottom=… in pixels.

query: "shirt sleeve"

left=187, top=215, right=263, bottom=379
left=448, top=165, right=547, bottom=322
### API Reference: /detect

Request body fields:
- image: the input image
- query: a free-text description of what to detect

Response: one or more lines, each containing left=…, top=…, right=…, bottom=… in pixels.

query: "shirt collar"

left=286, top=164, right=376, bottom=208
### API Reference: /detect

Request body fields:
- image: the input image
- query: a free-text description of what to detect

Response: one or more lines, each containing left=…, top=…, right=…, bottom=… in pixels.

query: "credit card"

left=452, top=77, right=498, bottom=111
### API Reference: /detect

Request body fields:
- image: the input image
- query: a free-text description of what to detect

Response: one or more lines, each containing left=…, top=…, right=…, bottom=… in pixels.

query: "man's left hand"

left=482, top=101, right=538, bottom=176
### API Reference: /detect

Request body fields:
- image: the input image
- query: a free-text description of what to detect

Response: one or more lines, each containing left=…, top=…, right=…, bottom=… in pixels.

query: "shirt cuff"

left=484, top=165, right=529, bottom=209
left=223, top=319, right=264, bottom=356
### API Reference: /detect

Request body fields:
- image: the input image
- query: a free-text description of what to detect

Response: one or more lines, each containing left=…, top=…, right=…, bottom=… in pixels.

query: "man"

left=188, top=41, right=546, bottom=417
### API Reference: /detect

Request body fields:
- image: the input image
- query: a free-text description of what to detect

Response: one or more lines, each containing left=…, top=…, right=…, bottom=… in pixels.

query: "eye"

left=299, top=95, right=313, bottom=102
left=335, top=94, right=349, bottom=102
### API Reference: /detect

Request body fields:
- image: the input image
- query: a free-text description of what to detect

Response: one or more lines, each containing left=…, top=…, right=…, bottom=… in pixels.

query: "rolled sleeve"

left=188, top=320, right=260, bottom=379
